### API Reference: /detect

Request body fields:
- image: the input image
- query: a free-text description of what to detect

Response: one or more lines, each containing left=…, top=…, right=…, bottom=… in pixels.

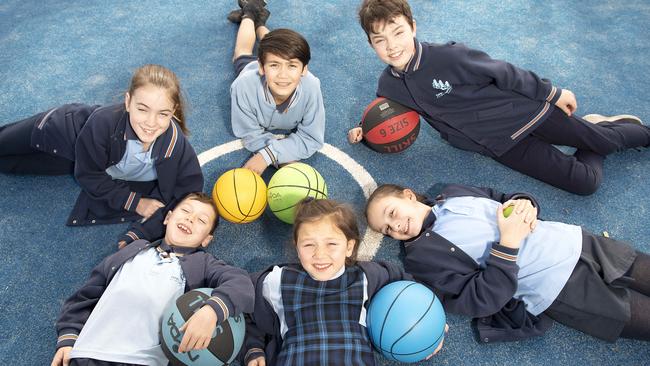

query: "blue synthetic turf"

left=1, top=1, right=649, bottom=365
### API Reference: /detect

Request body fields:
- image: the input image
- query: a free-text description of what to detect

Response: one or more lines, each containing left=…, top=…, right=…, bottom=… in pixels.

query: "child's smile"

left=296, top=217, right=355, bottom=281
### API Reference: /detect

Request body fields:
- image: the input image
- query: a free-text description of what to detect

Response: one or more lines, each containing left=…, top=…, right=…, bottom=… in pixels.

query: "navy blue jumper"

left=376, top=40, right=650, bottom=195
left=0, top=103, right=204, bottom=242
left=242, top=262, right=413, bottom=366
left=403, top=183, right=644, bottom=343
left=54, top=239, right=255, bottom=350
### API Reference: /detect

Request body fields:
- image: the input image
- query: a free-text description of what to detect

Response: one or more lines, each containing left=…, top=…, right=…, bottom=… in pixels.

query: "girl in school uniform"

left=365, top=183, right=650, bottom=343
left=0, top=64, right=204, bottom=244
left=242, top=198, right=445, bottom=366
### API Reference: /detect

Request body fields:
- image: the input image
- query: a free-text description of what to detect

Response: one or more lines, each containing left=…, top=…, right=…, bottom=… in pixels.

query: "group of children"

left=0, top=0, right=648, bottom=365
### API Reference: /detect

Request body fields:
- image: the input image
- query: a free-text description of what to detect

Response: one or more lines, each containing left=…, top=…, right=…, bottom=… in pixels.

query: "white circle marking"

left=197, top=140, right=383, bottom=260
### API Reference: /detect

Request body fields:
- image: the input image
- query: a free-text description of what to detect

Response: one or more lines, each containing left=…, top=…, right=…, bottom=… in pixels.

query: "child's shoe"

left=583, top=114, right=643, bottom=125
left=227, top=0, right=268, bottom=24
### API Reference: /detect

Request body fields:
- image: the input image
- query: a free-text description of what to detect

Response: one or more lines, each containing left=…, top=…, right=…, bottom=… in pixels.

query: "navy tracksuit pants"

left=494, top=108, right=650, bottom=195
left=0, top=112, right=74, bottom=175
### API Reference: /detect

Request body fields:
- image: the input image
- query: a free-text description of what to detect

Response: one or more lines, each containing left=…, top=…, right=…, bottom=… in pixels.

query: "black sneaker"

left=227, top=1, right=267, bottom=24
left=239, top=0, right=267, bottom=8
left=227, top=9, right=243, bottom=24
left=241, top=1, right=270, bottom=28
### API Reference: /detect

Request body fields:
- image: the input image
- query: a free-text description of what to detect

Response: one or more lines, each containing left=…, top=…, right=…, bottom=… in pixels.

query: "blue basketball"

left=160, top=288, right=245, bottom=366
left=366, top=281, right=446, bottom=363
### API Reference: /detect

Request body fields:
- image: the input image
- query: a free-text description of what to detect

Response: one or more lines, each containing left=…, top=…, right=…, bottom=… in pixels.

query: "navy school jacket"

left=403, top=184, right=553, bottom=343
left=376, top=40, right=563, bottom=157
left=241, top=262, right=413, bottom=366
left=30, top=103, right=204, bottom=242
left=55, top=239, right=255, bottom=350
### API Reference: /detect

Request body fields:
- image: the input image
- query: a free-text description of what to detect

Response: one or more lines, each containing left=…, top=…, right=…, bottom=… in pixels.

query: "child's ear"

left=258, top=61, right=265, bottom=76
left=412, top=19, right=417, bottom=37
left=200, top=234, right=214, bottom=248
left=163, top=210, right=172, bottom=226
left=346, top=239, right=356, bottom=257
left=403, top=188, right=417, bottom=201
left=301, top=64, right=309, bottom=76
left=124, top=92, right=131, bottom=112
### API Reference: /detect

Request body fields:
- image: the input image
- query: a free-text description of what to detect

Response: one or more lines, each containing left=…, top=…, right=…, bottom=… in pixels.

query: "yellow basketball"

left=212, top=168, right=267, bottom=224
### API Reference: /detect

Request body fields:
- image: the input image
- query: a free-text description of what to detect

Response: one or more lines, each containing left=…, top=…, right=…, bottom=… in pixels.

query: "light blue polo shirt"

left=432, top=196, right=582, bottom=315
left=105, top=120, right=158, bottom=181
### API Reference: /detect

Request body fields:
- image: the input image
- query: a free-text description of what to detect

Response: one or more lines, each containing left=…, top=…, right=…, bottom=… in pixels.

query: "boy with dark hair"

left=228, top=1, right=325, bottom=175
left=348, top=0, right=650, bottom=195
left=51, top=192, right=255, bottom=366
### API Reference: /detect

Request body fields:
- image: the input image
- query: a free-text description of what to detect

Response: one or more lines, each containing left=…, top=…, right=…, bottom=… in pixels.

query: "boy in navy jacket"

left=348, top=0, right=650, bottom=195
left=51, top=192, right=255, bottom=366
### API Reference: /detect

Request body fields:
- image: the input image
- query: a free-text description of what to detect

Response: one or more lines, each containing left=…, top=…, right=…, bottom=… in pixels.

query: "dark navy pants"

left=495, top=108, right=650, bottom=195
left=0, top=112, right=74, bottom=175
left=70, top=358, right=146, bottom=366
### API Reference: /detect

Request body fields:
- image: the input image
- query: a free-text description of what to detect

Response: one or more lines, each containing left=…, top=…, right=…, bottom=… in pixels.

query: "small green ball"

left=503, top=205, right=514, bottom=218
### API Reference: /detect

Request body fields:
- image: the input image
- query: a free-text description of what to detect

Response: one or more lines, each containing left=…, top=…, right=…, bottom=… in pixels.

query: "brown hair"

left=358, top=0, right=414, bottom=43
left=258, top=28, right=311, bottom=66
left=365, top=183, right=426, bottom=219
left=293, top=198, right=360, bottom=265
left=179, top=192, right=220, bottom=234
left=127, top=64, right=189, bottom=135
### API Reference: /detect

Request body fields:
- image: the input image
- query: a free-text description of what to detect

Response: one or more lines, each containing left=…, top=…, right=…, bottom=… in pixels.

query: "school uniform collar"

left=123, top=116, right=139, bottom=141
left=156, top=239, right=203, bottom=257
left=404, top=196, right=437, bottom=246
left=389, top=38, right=423, bottom=78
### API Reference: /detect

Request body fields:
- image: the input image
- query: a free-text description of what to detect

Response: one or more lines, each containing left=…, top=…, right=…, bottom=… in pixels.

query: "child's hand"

left=497, top=199, right=537, bottom=249
left=178, top=305, right=218, bottom=353
left=248, top=356, right=266, bottom=366
left=554, top=89, right=577, bottom=116
left=50, top=346, right=72, bottom=366
left=425, top=324, right=449, bottom=360
left=347, top=127, right=363, bottom=144
left=243, top=153, right=269, bottom=175
left=135, top=197, right=164, bottom=220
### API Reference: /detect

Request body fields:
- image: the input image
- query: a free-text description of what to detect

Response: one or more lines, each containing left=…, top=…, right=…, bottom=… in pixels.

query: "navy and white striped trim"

left=263, top=146, right=278, bottom=167
left=124, top=192, right=136, bottom=211
left=490, top=247, right=518, bottom=262
left=245, top=348, right=265, bottom=361
left=208, top=296, right=229, bottom=319
left=510, top=102, right=550, bottom=140
left=164, top=121, right=178, bottom=158
left=36, top=108, right=58, bottom=130
left=57, top=333, right=78, bottom=344
left=545, top=86, right=558, bottom=102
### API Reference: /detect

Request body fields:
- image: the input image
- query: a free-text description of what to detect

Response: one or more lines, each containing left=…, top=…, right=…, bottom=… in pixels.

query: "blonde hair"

left=127, top=64, right=189, bottom=135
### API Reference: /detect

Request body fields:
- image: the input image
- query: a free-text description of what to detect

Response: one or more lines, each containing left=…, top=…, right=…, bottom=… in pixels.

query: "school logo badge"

left=432, top=79, right=452, bottom=99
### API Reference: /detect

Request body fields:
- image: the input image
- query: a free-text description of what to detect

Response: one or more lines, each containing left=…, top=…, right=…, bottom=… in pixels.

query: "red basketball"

left=361, top=97, right=420, bottom=154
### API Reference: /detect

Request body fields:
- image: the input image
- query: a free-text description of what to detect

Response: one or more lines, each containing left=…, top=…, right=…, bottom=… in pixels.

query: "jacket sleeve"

left=454, top=42, right=562, bottom=105
left=55, top=254, right=114, bottom=350
left=404, top=233, right=521, bottom=318
left=201, top=256, right=255, bottom=324
left=263, top=79, right=326, bottom=165
left=440, top=184, right=541, bottom=216
left=231, top=82, right=278, bottom=154
left=358, top=261, right=414, bottom=299
left=241, top=270, right=278, bottom=365
left=74, top=112, right=142, bottom=213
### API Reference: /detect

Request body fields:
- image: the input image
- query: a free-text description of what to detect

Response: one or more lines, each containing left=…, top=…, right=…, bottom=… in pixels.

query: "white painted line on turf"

left=197, top=139, right=383, bottom=260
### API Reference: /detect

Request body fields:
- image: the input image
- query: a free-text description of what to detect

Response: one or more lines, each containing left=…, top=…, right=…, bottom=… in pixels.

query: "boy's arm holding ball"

left=178, top=305, right=219, bottom=352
